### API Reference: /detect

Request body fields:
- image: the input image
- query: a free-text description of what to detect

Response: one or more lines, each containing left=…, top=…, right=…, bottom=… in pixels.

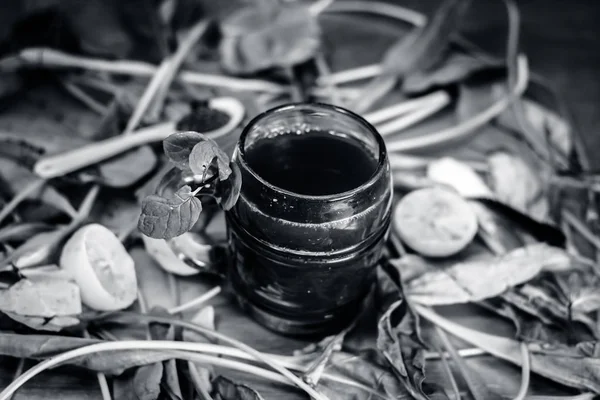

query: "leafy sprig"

left=137, top=131, right=241, bottom=240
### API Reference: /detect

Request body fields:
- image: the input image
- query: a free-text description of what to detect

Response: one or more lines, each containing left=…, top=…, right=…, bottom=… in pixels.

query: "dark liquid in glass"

left=226, top=103, right=392, bottom=336
left=244, top=130, right=378, bottom=196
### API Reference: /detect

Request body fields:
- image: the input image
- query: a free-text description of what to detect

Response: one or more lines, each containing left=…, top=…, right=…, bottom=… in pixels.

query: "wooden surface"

left=1, top=1, right=599, bottom=399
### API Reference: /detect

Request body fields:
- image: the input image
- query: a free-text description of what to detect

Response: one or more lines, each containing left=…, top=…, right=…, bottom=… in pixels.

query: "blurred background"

left=0, top=0, right=598, bottom=163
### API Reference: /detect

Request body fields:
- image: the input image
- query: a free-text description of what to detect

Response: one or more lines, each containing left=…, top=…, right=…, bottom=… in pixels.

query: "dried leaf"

left=427, top=157, right=494, bottom=198
left=405, top=244, right=570, bottom=305
left=189, top=140, right=232, bottom=181
left=0, top=277, right=81, bottom=317
left=133, top=363, right=164, bottom=400
left=59, top=0, right=132, bottom=59
left=183, top=306, right=215, bottom=342
left=0, top=332, right=171, bottom=373
left=487, top=151, right=547, bottom=220
left=0, top=225, right=75, bottom=269
left=0, top=222, right=54, bottom=243
left=94, top=145, right=158, bottom=188
left=457, top=80, right=559, bottom=165
left=403, top=51, right=503, bottom=94
left=416, top=305, right=600, bottom=394
left=219, top=2, right=321, bottom=74
left=211, top=376, right=265, bottom=400
left=481, top=298, right=591, bottom=344
left=497, top=98, right=573, bottom=162
left=471, top=198, right=566, bottom=247
left=138, top=186, right=203, bottom=240
left=382, top=0, right=471, bottom=77
left=0, top=158, right=77, bottom=218
left=3, top=312, right=80, bottom=332
left=376, top=262, right=446, bottom=399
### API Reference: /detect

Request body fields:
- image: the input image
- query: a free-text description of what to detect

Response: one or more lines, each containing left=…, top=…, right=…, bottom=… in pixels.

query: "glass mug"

left=159, top=103, right=393, bottom=336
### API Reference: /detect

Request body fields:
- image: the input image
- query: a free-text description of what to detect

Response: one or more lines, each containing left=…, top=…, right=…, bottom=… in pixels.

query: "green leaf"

left=163, top=131, right=207, bottom=170
left=402, top=51, right=503, bottom=94
left=382, top=0, right=472, bottom=77
left=211, top=376, right=265, bottom=400
left=0, top=332, right=171, bottom=374
left=216, top=163, right=242, bottom=211
left=189, top=140, right=232, bottom=181
left=219, top=2, right=321, bottom=74
left=138, top=186, right=202, bottom=240
left=133, top=363, right=164, bottom=400
left=0, top=223, right=54, bottom=243
left=0, top=225, right=76, bottom=269
left=94, top=145, right=158, bottom=188
left=316, top=351, right=409, bottom=400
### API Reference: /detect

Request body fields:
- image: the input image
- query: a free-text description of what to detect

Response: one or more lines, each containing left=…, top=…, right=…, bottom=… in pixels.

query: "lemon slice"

left=394, top=187, right=478, bottom=257
left=60, top=223, right=137, bottom=311
left=142, top=235, right=199, bottom=276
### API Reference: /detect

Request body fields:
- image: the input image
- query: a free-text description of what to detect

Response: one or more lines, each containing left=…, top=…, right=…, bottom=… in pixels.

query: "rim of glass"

left=236, top=102, right=388, bottom=201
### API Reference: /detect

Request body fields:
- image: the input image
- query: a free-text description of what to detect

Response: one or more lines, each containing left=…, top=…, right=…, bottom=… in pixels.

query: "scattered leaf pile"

left=0, top=0, right=598, bottom=400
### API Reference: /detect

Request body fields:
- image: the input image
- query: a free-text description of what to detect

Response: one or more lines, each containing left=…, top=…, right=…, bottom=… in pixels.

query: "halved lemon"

left=393, top=187, right=478, bottom=257
left=60, top=223, right=137, bottom=311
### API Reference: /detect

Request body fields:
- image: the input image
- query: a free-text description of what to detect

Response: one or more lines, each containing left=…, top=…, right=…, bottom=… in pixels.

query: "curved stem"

left=99, top=312, right=329, bottom=400
left=511, top=342, right=530, bottom=400
left=386, top=55, right=529, bottom=152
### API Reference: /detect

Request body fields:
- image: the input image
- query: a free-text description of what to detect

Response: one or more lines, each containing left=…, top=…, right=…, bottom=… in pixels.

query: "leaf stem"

left=83, top=330, right=112, bottom=400
left=146, top=20, right=210, bottom=121
left=424, top=347, right=487, bottom=360
left=6, top=358, right=25, bottom=400
left=386, top=55, right=529, bottom=152
left=314, top=53, right=342, bottom=105
left=8, top=48, right=286, bottom=94
left=363, top=90, right=448, bottom=125
left=375, top=93, right=450, bottom=136
left=0, top=340, right=331, bottom=400
left=60, top=80, right=109, bottom=115
left=0, top=179, right=46, bottom=226
left=167, top=286, right=222, bottom=315
left=430, top=342, right=461, bottom=400
left=511, top=342, right=530, bottom=400
left=187, top=361, right=214, bottom=400
left=101, top=312, right=329, bottom=400
left=433, top=322, right=493, bottom=400
left=561, top=210, right=600, bottom=252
